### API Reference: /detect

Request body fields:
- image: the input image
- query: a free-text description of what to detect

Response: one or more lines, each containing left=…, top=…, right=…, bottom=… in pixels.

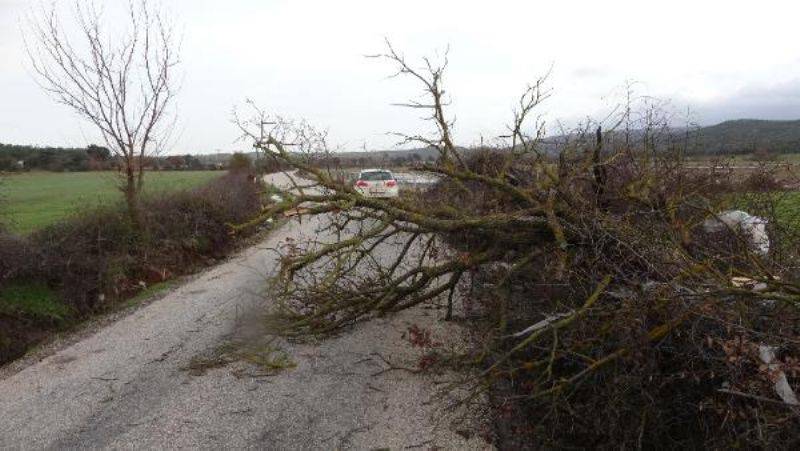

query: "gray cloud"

left=693, top=80, right=800, bottom=124
left=2, top=0, right=800, bottom=151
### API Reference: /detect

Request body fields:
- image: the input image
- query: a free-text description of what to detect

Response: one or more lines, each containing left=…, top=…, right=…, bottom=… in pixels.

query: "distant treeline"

left=0, top=143, right=224, bottom=172
left=4, top=118, right=800, bottom=172
left=0, top=143, right=107, bottom=172
left=324, top=152, right=436, bottom=169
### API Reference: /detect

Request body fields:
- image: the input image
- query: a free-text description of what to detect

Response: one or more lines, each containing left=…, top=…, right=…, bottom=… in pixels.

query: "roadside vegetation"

left=0, top=1, right=280, bottom=367
left=238, top=43, right=800, bottom=448
left=0, top=168, right=270, bottom=365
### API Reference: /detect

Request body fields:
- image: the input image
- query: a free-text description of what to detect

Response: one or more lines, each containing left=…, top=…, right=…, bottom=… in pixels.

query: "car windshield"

left=359, top=171, right=393, bottom=181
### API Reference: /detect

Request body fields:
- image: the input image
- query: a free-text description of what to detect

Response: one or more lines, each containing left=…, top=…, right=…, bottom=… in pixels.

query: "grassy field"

left=776, top=191, right=800, bottom=229
left=686, top=153, right=800, bottom=163
left=0, top=171, right=222, bottom=234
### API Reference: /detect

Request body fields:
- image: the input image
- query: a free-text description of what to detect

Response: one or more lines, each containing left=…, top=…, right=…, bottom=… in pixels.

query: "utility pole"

left=253, top=120, right=276, bottom=173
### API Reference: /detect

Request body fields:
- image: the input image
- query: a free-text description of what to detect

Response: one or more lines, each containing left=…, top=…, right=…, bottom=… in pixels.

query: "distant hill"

left=538, top=119, right=800, bottom=156
left=695, top=119, right=800, bottom=155
left=194, top=120, right=800, bottom=163
left=6, top=119, right=800, bottom=171
left=162, top=119, right=800, bottom=162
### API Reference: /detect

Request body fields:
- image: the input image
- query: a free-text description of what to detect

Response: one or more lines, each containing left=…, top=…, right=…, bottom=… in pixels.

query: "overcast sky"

left=1, top=0, right=799, bottom=153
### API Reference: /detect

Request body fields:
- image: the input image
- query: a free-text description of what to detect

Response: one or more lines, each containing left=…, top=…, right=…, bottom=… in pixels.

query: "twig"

left=718, top=389, right=800, bottom=409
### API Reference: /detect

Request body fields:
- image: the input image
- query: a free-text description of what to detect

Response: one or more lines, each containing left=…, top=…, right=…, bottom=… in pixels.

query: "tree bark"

left=124, top=163, right=142, bottom=231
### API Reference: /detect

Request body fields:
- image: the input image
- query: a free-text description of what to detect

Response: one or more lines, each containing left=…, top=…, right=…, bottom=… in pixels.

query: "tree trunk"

left=136, top=153, right=145, bottom=194
left=124, top=165, right=142, bottom=231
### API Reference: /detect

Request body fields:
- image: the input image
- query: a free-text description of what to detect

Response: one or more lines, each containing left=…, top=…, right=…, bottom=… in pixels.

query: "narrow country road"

left=0, top=172, right=487, bottom=450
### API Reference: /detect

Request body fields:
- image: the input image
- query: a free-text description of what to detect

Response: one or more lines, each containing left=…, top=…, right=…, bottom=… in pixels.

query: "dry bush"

left=144, top=172, right=264, bottom=260
left=237, top=43, right=800, bottom=448
left=0, top=233, right=35, bottom=285
left=31, top=172, right=264, bottom=313
left=464, top=148, right=800, bottom=448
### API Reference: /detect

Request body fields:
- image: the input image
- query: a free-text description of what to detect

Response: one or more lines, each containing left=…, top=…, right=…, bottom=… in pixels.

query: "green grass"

left=0, top=281, right=69, bottom=321
left=776, top=191, right=800, bottom=229
left=0, top=171, right=221, bottom=234
left=731, top=191, right=800, bottom=233
left=125, top=280, right=178, bottom=307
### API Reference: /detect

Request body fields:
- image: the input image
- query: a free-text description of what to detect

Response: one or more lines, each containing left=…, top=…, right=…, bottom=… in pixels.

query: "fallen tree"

left=238, top=43, right=800, bottom=448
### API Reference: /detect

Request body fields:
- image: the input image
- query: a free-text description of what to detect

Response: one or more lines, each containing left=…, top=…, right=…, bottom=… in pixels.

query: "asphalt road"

left=0, top=171, right=487, bottom=450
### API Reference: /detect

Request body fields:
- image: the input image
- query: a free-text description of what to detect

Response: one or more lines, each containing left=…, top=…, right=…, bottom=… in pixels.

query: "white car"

left=354, top=169, right=399, bottom=198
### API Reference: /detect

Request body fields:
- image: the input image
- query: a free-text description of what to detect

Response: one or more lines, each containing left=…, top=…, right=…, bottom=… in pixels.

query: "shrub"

left=31, top=172, right=263, bottom=314
left=751, top=148, right=778, bottom=161
left=0, top=233, right=34, bottom=285
left=447, top=149, right=800, bottom=448
left=32, top=206, right=138, bottom=312
left=0, top=172, right=264, bottom=363
left=228, top=152, right=253, bottom=173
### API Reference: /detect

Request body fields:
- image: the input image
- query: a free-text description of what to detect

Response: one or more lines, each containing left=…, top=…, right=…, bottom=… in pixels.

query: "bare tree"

left=26, top=0, right=179, bottom=228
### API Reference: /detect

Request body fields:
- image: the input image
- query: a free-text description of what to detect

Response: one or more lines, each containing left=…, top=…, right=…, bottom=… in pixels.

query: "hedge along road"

left=0, top=171, right=487, bottom=450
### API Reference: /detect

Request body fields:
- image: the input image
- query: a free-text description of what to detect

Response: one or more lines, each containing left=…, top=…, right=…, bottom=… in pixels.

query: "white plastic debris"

left=270, top=194, right=284, bottom=203
left=758, top=344, right=800, bottom=406
left=703, top=210, right=770, bottom=255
